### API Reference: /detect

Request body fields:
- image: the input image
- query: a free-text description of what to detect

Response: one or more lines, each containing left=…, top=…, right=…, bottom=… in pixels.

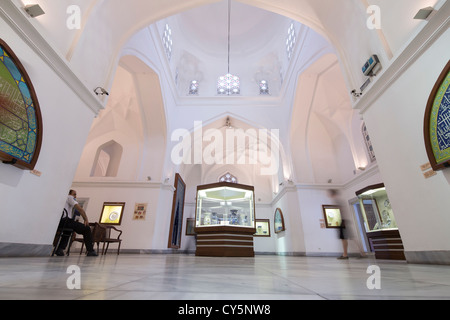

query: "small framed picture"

left=185, top=218, right=196, bottom=236
left=100, top=202, right=125, bottom=225
left=322, top=205, right=342, bottom=229
left=133, top=203, right=147, bottom=221
left=254, top=219, right=271, bottom=237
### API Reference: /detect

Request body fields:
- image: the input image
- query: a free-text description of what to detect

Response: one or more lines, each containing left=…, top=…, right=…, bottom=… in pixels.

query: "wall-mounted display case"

left=274, top=208, right=286, bottom=233
left=355, top=183, right=405, bottom=260
left=99, top=202, right=125, bottom=225
left=254, top=219, right=271, bottom=237
left=356, top=184, right=398, bottom=232
left=195, top=182, right=256, bottom=257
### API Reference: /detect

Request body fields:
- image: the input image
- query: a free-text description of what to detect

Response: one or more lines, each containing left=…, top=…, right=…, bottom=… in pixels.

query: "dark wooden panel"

left=195, top=226, right=255, bottom=257
left=195, top=226, right=256, bottom=234
left=196, top=246, right=254, bottom=257
left=367, top=229, right=406, bottom=261
left=197, top=240, right=253, bottom=246
left=197, top=235, right=254, bottom=241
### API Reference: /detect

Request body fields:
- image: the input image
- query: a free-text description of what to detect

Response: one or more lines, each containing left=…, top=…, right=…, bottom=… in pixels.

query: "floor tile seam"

left=75, top=287, right=325, bottom=298
left=73, top=289, right=120, bottom=300
left=92, top=274, right=162, bottom=292
left=258, top=267, right=329, bottom=300
left=378, top=275, right=450, bottom=288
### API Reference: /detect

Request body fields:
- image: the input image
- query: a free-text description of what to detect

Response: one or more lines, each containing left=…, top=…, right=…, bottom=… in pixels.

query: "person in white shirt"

left=55, top=190, right=97, bottom=256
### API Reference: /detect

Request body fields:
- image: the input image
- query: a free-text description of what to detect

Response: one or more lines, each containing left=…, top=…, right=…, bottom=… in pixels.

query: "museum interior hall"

left=0, top=0, right=450, bottom=300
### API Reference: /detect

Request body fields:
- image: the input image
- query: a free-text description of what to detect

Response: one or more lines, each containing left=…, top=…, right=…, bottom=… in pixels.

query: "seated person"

left=55, top=190, right=98, bottom=257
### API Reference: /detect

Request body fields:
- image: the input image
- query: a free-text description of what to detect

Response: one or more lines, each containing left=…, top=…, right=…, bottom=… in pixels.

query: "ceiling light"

left=360, top=187, right=385, bottom=197
left=24, top=4, right=45, bottom=18
left=414, top=6, right=434, bottom=20
left=259, top=80, right=269, bottom=95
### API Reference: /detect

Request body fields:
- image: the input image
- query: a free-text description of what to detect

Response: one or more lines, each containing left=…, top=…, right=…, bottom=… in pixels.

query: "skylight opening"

left=189, top=80, right=199, bottom=95
left=259, top=80, right=269, bottom=95
left=286, top=22, right=296, bottom=61
left=162, top=23, right=173, bottom=61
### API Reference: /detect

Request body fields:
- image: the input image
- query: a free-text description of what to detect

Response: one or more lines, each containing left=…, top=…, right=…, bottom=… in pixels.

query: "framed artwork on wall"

left=99, top=202, right=125, bottom=225
left=185, top=218, right=196, bottom=236
left=168, top=173, right=186, bottom=249
left=133, top=203, right=147, bottom=221
left=274, top=208, right=286, bottom=233
left=322, top=205, right=342, bottom=229
left=424, top=60, right=450, bottom=171
left=0, top=39, right=43, bottom=170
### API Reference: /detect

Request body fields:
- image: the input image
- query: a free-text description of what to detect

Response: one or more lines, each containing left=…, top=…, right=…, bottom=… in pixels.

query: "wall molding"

left=0, top=2, right=104, bottom=115
left=72, top=180, right=164, bottom=189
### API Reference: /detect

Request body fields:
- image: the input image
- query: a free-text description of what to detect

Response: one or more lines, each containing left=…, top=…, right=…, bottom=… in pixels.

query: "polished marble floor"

left=0, top=254, right=450, bottom=300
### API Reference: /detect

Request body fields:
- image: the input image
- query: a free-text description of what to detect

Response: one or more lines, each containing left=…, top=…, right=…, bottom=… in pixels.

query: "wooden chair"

left=52, top=226, right=73, bottom=256
left=101, top=225, right=122, bottom=255
left=52, top=213, right=74, bottom=256
left=67, top=223, right=105, bottom=255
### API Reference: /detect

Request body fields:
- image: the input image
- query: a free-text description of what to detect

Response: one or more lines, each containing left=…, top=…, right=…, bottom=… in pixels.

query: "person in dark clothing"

left=328, top=189, right=350, bottom=260
left=55, top=190, right=97, bottom=257
left=337, top=219, right=349, bottom=259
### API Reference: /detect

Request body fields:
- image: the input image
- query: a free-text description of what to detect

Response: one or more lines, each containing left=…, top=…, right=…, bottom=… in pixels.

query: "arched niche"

left=90, top=140, right=123, bottom=177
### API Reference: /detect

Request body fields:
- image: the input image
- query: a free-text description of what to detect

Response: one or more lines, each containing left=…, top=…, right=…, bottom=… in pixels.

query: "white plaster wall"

left=271, top=187, right=306, bottom=254
left=363, top=28, right=450, bottom=252
left=0, top=18, right=96, bottom=245
left=297, top=188, right=343, bottom=255
left=70, top=183, right=163, bottom=251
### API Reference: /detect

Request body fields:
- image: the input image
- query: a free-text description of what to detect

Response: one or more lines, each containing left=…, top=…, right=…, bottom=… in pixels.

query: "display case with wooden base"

left=194, top=182, right=256, bottom=257
left=195, top=226, right=256, bottom=257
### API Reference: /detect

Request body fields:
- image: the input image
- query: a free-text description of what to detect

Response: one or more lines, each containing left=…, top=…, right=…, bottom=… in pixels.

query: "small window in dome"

left=219, top=172, right=238, bottom=183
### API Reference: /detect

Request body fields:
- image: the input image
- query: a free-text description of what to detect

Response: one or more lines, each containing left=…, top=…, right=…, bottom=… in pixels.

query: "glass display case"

left=195, top=183, right=255, bottom=229
left=355, top=183, right=405, bottom=260
left=356, top=184, right=398, bottom=232
left=274, top=208, right=286, bottom=233
left=195, top=182, right=256, bottom=257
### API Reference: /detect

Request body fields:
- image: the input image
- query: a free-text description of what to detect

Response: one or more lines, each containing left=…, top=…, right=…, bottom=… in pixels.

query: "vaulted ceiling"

left=8, top=0, right=447, bottom=187
left=14, top=0, right=443, bottom=102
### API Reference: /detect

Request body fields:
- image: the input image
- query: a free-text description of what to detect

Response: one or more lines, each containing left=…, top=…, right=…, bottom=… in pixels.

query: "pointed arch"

left=90, top=140, right=123, bottom=177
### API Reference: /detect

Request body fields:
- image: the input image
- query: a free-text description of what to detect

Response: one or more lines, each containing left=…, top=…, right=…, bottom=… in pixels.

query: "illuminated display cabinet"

left=194, top=182, right=256, bottom=257
left=355, top=183, right=405, bottom=260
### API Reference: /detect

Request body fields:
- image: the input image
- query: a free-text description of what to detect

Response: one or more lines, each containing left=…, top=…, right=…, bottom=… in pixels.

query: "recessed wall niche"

left=90, top=140, right=123, bottom=177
